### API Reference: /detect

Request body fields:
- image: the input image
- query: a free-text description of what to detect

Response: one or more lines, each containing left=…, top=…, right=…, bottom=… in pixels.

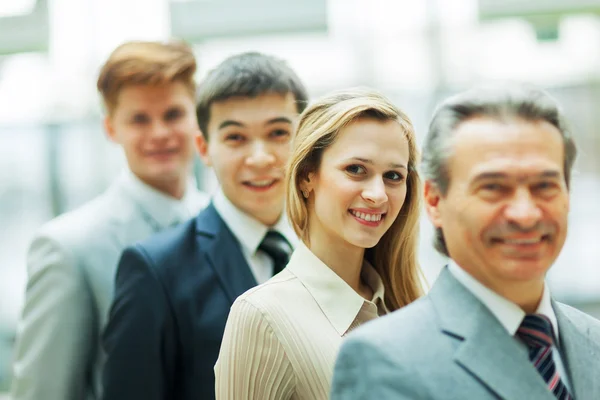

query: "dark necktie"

left=258, top=230, right=292, bottom=276
left=516, top=314, right=573, bottom=400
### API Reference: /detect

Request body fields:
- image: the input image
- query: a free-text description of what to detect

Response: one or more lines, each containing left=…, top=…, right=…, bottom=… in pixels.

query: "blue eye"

left=346, top=165, right=366, bottom=175
left=385, top=171, right=404, bottom=181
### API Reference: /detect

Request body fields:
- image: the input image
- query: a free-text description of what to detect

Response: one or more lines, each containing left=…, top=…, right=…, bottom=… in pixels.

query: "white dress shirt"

left=448, top=261, right=572, bottom=390
left=212, top=188, right=297, bottom=284
left=121, top=169, right=209, bottom=228
left=215, top=241, right=389, bottom=399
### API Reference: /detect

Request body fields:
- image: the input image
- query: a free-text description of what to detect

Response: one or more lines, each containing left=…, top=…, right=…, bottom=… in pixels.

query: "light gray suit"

left=10, top=173, right=208, bottom=400
left=331, top=267, right=600, bottom=400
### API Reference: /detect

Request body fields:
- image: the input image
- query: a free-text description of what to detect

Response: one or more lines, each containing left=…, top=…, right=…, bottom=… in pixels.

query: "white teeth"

left=504, top=238, right=542, bottom=245
left=351, top=210, right=382, bottom=222
left=247, top=180, right=275, bottom=187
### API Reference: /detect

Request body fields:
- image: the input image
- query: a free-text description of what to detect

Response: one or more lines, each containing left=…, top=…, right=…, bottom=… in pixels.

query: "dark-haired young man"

left=102, top=52, right=309, bottom=400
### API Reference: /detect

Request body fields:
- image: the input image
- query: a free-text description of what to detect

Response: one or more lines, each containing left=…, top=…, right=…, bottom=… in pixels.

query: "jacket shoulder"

left=130, top=218, right=200, bottom=272
left=348, top=295, right=437, bottom=346
left=556, top=302, right=600, bottom=339
left=35, top=192, right=117, bottom=246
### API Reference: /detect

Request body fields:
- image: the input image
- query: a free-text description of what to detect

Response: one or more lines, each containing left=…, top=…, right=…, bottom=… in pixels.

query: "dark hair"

left=422, top=84, right=578, bottom=256
left=195, top=52, right=309, bottom=139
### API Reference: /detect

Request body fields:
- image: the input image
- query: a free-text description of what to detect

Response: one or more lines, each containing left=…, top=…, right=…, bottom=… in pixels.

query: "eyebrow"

left=218, top=117, right=293, bottom=130
left=347, top=157, right=408, bottom=170
left=164, top=105, right=184, bottom=114
left=472, top=170, right=562, bottom=183
left=130, top=105, right=183, bottom=117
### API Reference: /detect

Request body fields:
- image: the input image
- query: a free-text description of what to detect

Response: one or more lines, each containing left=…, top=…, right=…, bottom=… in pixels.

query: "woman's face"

left=304, top=117, right=411, bottom=252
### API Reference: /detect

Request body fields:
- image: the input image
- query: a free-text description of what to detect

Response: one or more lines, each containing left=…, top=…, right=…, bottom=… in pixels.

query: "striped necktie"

left=259, top=230, right=292, bottom=275
left=516, top=314, right=573, bottom=400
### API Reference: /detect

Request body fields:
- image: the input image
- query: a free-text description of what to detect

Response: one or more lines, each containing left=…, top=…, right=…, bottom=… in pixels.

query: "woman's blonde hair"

left=286, top=87, right=423, bottom=311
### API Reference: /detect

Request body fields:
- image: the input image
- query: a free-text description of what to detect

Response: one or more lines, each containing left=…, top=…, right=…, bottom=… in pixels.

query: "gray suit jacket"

left=10, top=174, right=208, bottom=400
left=331, top=267, right=600, bottom=400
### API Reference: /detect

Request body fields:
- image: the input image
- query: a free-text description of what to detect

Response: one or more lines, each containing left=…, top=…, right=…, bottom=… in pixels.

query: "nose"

left=504, top=188, right=542, bottom=229
left=151, top=120, right=171, bottom=139
left=362, top=177, right=388, bottom=206
left=246, top=141, right=276, bottom=168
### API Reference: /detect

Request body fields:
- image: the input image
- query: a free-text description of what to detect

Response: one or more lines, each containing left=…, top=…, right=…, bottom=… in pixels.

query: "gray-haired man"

left=330, top=84, right=600, bottom=400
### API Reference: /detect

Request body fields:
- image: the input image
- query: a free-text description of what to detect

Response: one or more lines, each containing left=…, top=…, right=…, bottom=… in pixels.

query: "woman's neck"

left=306, top=235, right=366, bottom=296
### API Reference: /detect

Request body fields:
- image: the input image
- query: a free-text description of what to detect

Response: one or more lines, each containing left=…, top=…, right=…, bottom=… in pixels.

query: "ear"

left=424, top=180, right=443, bottom=228
left=300, top=172, right=315, bottom=196
left=104, top=116, right=118, bottom=143
left=195, top=133, right=211, bottom=167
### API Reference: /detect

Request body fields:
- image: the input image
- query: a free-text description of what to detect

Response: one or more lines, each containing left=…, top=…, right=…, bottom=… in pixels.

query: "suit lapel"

left=454, top=320, right=554, bottom=400
left=195, top=204, right=257, bottom=303
left=430, top=268, right=554, bottom=400
left=554, top=302, right=600, bottom=400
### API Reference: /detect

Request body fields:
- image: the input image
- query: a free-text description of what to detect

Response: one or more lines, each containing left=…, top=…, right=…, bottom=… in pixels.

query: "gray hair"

left=421, top=84, right=577, bottom=256
left=196, top=52, right=309, bottom=139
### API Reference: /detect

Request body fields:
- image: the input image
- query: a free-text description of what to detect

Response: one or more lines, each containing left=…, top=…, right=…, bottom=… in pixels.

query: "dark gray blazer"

left=102, top=203, right=260, bottom=400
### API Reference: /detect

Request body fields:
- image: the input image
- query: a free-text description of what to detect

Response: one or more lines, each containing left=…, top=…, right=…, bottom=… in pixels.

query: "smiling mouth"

left=243, top=179, right=279, bottom=189
left=349, top=210, right=386, bottom=223
left=352, top=211, right=383, bottom=222
left=146, top=148, right=179, bottom=156
left=491, top=235, right=551, bottom=245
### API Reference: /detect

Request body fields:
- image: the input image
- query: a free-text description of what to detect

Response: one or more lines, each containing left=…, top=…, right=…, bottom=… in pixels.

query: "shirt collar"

left=448, top=260, right=559, bottom=340
left=119, top=169, right=206, bottom=228
left=286, top=242, right=388, bottom=336
left=212, top=187, right=298, bottom=255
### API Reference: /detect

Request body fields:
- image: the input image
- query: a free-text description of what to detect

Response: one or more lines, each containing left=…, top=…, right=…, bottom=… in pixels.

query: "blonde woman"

left=215, top=88, right=423, bottom=399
